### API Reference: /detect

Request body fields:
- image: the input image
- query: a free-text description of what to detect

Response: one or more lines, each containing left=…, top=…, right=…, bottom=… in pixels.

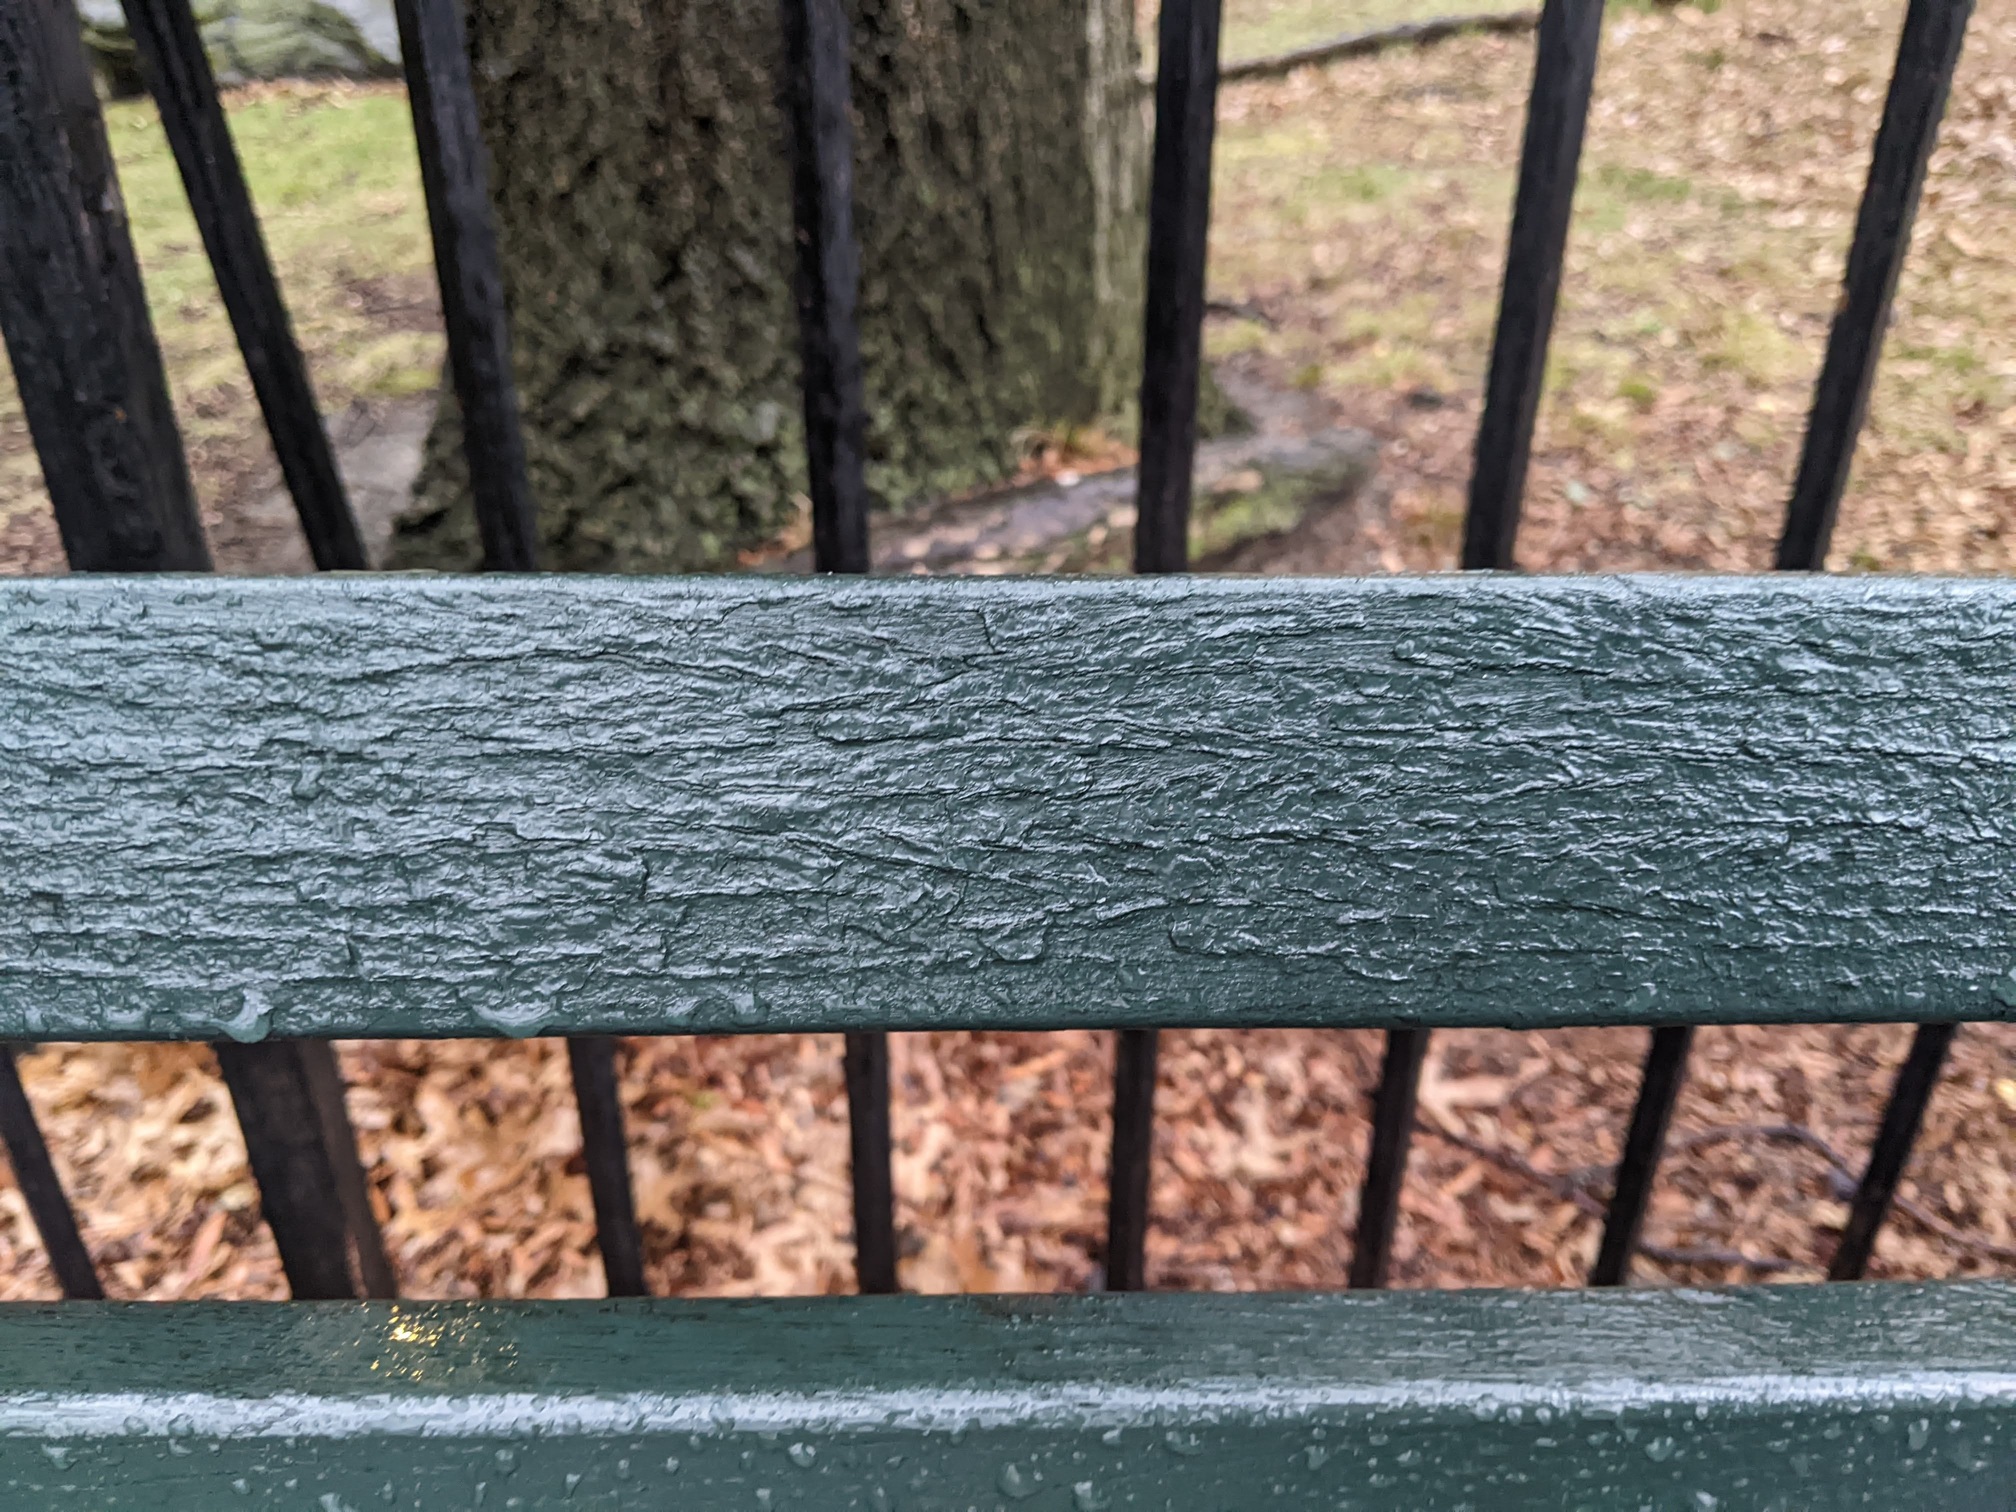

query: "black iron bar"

left=0, top=0, right=381, bottom=1301
left=0, top=0, right=213, bottom=572
left=1462, top=0, right=1606, bottom=570
left=1780, top=0, right=1974, bottom=570
left=212, top=1041, right=358, bottom=1299
left=393, top=0, right=646, bottom=1293
left=1106, top=1027, right=1162, bottom=1292
left=842, top=1034, right=897, bottom=1294
left=1104, top=0, right=1224, bottom=1294
left=780, top=0, right=892, bottom=1293
left=1589, top=1024, right=1692, bottom=1285
left=123, top=0, right=397, bottom=1295
left=1134, top=0, right=1223, bottom=575
left=122, top=0, right=366, bottom=572
left=1642, top=0, right=1971, bottom=1288
left=1829, top=1023, right=1960, bottom=1280
left=566, top=1038, right=648, bottom=1296
left=0, top=1048, right=103, bottom=1299
left=391, top=0, right=539, bottom=570
left=298, top=1040, right=398, bottom=1298
left=1352, top=0, right=1605, bottom=1292
left=1349, top=1027, right=1430, bottom=1289
left=781, top=0, right=871, bottom=577
left=1601, top=0, right=1972, bottom=1288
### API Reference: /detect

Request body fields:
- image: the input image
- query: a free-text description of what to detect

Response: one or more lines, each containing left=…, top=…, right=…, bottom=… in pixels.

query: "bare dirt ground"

left=2, top=0, right=2012, bottom=1301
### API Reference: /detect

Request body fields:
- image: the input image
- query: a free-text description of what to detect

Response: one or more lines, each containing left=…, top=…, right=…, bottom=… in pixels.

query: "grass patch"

left=1217, top=0, right=1533, bottom=61
left=1592, top=163, right=1696, bottom=205
left=1207, top=0, right=2016, bottom=576
left=0, top=83, right=438, bottom=543
left=1704, top=310, right=1807, bottom=387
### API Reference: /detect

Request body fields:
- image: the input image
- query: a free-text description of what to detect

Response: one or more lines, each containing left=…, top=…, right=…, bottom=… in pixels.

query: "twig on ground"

left=1414, top=1115, right=2016, bottom=1275
left=1416, top=1116, right=1605, bottom=1217
left=1148, top=10, right=1542, bottom=90
left=1667, top=1122, right=2016, bottom=1265
left=1636, top=1243, right=1807, bottom=1275
left=1204, top=297, right=1278, bottom=328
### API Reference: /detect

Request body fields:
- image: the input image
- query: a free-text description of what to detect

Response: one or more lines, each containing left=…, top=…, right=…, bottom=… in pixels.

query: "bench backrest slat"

left=2, top=574, right=2009, bottom=1044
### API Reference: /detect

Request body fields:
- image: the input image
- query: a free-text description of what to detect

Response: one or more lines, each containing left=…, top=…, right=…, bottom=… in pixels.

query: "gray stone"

left=77, top=0, right=400, bottom=97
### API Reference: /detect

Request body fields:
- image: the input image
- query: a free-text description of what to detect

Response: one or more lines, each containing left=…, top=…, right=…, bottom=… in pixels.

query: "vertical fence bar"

left=123, top=1, right=392, bottom=1292
left=1784, top=0, right=1971, bottom=1285
left=1348, top=1026, right=1429, bottom=1289
left=391, top=0, right=539, bottom=570
left=1105, top=1028, right=1161, bottom=1293
left=1599, top=0, right=1972, bottom=1288
left=566, top=1037, right=647, bottom=1296
left=780, top=0, right=893, bottom=1294
left=1352, top=0, right=1605, bottom=1292
left=1829, top=1023, right=1959, bottom=1280
left=1596, top=1031, right=1691, bottom=1287
left=1133, top=0, right=1223, bottom=575
left=0, top=0, right=377, bottom=1302
left=0, top=0, right=212, bottom=573
left=0, top=1048, right=102, bottom=1299
left=1588, top=1024, right=1691, bottom=1285
left=1462, top=0, right=1606, bottom=570
left=212, top=1042, right=356, bottom=1298
left=121, top=0, right=367, bottom=572
left=1779, top=0, right=1974, bottom=570
left=781, top=0, right=870, bottom=578
left=1105, top=0, right=1223, bottom=1295
left=393, top=0, right=647, bottom=1294
left=297, top=1041, right=397, bottom=1298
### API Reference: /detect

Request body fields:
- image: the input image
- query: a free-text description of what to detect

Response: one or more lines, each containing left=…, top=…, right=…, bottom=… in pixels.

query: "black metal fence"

left=0, top=0, right=1982, bottom=1299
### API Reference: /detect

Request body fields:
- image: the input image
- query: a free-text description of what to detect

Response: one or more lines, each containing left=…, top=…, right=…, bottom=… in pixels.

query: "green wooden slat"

left=0, top=1285, right=2010, bottom=1507
left=2, top=574, right=2013, bottom=1042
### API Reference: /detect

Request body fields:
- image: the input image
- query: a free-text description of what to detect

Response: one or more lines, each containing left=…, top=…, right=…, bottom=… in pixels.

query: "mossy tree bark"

left=391, top=0, right=1146, bottom=572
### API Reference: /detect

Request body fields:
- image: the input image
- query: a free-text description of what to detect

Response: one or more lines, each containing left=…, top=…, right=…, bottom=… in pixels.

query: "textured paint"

left=2, top=574, right=2014, bottom=1041
left=0, top=1286, right=2008, bottom=1507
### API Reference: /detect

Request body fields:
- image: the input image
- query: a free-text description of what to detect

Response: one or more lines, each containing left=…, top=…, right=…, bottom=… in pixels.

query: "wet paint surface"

left=0, top=1286, right=2010, bottom=1508
left=3, top=575, right=2012, bottom=1041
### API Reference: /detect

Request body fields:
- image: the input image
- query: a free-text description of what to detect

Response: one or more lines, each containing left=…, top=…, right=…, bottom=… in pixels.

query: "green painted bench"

left=2, top=571, right=2013, bottom=1509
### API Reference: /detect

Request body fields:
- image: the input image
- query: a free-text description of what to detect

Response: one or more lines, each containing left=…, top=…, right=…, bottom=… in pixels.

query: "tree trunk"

left=390, top=0, right=1146, bottom=572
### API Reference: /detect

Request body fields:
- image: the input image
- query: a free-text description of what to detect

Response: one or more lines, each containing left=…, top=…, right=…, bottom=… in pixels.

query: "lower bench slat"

left=1, top=1284, right=2010, bottom=1509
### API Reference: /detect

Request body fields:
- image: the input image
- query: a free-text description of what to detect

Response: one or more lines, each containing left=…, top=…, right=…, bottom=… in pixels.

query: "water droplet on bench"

left=473, top=999, right=554, bottom=1038
left=216, top=987, right=272, bottom=1043
left=998, top=1462, right=1038, bottom=1499
left=788, top=1443, right=817, bottom=1469
left=1072, top=1481, right=1110, bottom=1511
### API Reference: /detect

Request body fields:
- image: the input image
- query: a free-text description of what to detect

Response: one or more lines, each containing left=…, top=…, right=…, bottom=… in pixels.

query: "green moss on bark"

left=391, top=0, right=1146, bottom=573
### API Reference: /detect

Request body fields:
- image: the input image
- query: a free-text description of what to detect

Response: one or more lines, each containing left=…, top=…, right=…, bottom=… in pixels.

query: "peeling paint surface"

left=1, top=574, right=2012, bottom=1040
left=0, top=1286, right=2009, bottom=1506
